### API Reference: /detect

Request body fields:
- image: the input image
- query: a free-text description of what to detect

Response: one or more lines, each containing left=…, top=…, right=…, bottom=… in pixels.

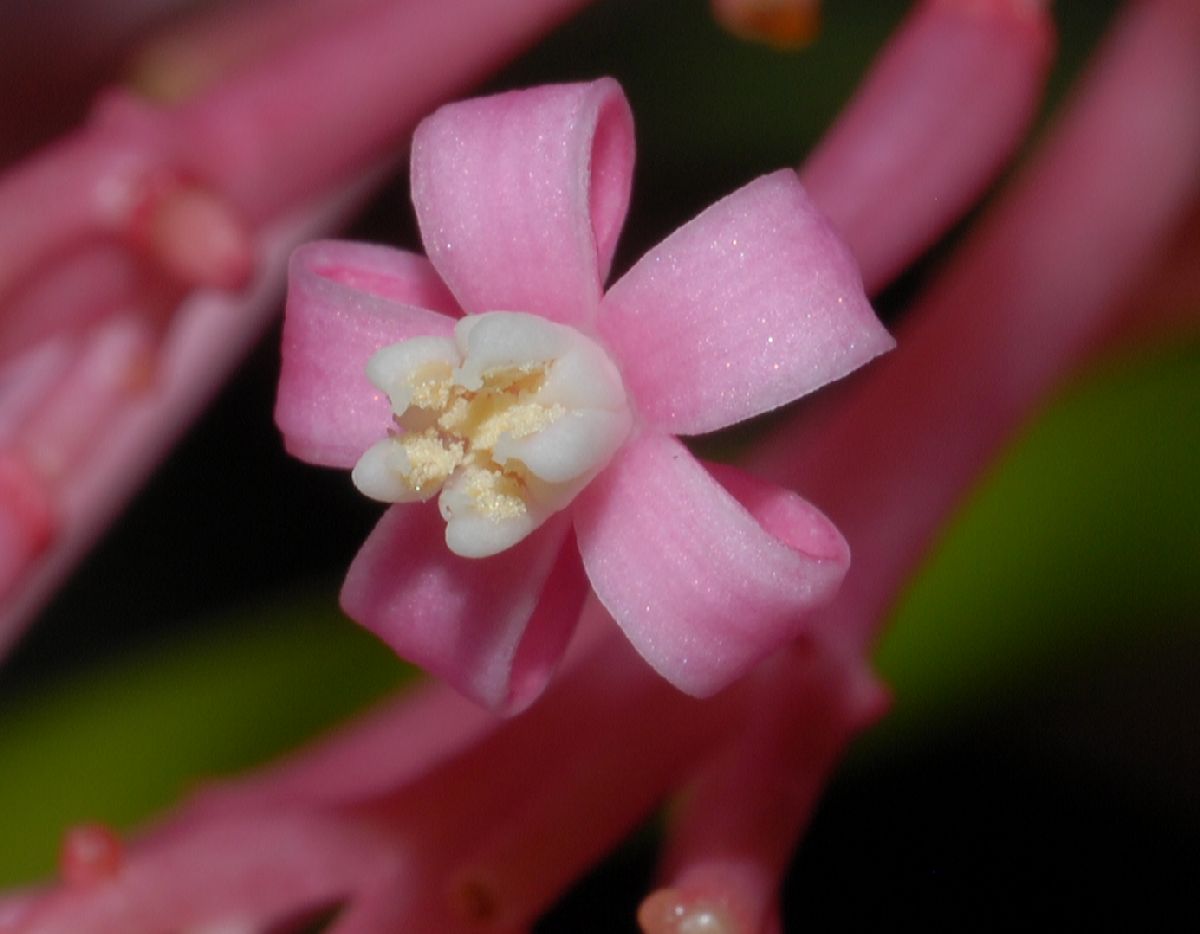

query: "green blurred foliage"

left=0, top=599, right=405, bottom=884
left=876, top=340, right=1200, bottom=733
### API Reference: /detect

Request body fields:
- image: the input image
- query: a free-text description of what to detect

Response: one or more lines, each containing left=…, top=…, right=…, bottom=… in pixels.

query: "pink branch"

left=1099, top=193, right=1200, bottom=352
left=801, top=0, right=1053, bottom=294
left=2, top=624, right=748, bottom=933
left=640, top=647, right=886, bottom=934
left=649, top=1, right=1200, bottom=929
left=775, top=0, right=1200, bottom=652
left=441, top=607, right=750, bottom=931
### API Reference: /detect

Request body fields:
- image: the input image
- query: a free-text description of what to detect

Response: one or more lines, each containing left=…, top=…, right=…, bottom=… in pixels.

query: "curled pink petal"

left=573, top=432, right=848, bottom=696
left=341, top=508, right=587, bottom=714
left=275, top=240, right=460, bottom=468
left=410, top=78, right=634, bottom=325
left=599, top=170, right=892, bottom=436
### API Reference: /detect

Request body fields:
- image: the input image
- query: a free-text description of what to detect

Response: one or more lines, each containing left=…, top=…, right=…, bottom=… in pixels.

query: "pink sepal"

left=599, top=170, right=893, bottom=436
left=574, top=433, right=848, bottom=697
left=411, top=79, right=634, bottom=326
left=341, top=507, right=587, bottom=714
left=275, top=240, right=460, bottom=468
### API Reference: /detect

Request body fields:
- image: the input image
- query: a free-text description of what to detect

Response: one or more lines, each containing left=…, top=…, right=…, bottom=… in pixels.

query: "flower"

left=275, top=78, right=892, bottom=712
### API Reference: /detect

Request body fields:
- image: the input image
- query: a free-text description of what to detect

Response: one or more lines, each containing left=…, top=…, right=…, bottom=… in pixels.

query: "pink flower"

left=275, top=78, right=892, bottom=712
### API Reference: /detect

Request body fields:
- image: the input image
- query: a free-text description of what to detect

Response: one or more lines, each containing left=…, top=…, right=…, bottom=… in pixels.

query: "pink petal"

left=573, top=432, right=848, bottom=697
left=598, top=170, right=893, bottom=436
left=341, top=507, right=587, bottom=714
left=410, top=78, right=634, bottom=326
left=275, top=240, right=460, bottom=468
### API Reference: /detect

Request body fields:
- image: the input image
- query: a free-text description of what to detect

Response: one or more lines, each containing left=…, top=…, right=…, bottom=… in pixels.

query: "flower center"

left=353, top=312, right=631, bottom=558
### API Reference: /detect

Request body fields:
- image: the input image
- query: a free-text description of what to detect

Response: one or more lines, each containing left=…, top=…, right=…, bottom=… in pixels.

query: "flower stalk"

left=652, top=0, right=1200, bottom=927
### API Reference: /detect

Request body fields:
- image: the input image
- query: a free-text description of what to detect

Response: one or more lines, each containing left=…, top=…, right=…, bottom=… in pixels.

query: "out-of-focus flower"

left=276, top=78, right=892, bottom=712
left=711, top=0, right=821, bottom=49
left=0, top=0, right=596, bottom=652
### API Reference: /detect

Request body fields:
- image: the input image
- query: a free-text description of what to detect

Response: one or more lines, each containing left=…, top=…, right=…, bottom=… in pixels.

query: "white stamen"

left=353, top=311, right=630, bottom=557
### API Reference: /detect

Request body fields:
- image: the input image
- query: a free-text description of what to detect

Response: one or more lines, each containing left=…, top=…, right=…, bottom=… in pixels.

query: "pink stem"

left=175, top=679, right=498, bottom=824
left=774, top=0, right=1200, bottom=653
left=2, top=623, right=743, bottom=933
left=640, top=648, right=886, bottom=934
left=651, top=0, right=1200, bottom=928
left=439, top=604, right=750, bottom=932
left=801, top=0, right=1053, bottom=294
left=176, top=604, right=614, bottom=830
left=4, top=809, right=395, bottom=934
left=1098, top=193, right=1200, bottom=353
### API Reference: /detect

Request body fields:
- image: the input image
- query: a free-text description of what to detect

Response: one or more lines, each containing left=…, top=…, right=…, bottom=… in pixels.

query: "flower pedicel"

left=276, top=78, right=893, bottom=711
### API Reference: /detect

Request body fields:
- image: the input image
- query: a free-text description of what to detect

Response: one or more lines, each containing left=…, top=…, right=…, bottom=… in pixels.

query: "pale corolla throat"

left=353, top=311, right=631, bottom=558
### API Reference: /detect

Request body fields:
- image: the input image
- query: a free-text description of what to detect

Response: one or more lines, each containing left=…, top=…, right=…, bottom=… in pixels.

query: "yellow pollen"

left=398, top=430, right=463, bottom=492
left=408, top=362, right=455, bottom=410
left=473, top=400, right=564, bottom=450
left=462, top=466, right=527, bottom=520
left=393, top=362, right=562, bottom=518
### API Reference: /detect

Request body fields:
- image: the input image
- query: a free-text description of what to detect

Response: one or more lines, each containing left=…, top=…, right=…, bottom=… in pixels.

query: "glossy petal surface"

left=599, top=170, right=893, bottom=435
left=574, top=432, right=849, bottom=696
left=276, top=241, right=459, bottom=468
left=342, top=507, right=587, bottom=713
left=411, top=79, right=634, bottom=326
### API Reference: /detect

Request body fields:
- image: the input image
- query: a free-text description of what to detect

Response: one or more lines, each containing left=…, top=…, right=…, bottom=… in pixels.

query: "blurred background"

left=1, top=0, right=1197, bottom=928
